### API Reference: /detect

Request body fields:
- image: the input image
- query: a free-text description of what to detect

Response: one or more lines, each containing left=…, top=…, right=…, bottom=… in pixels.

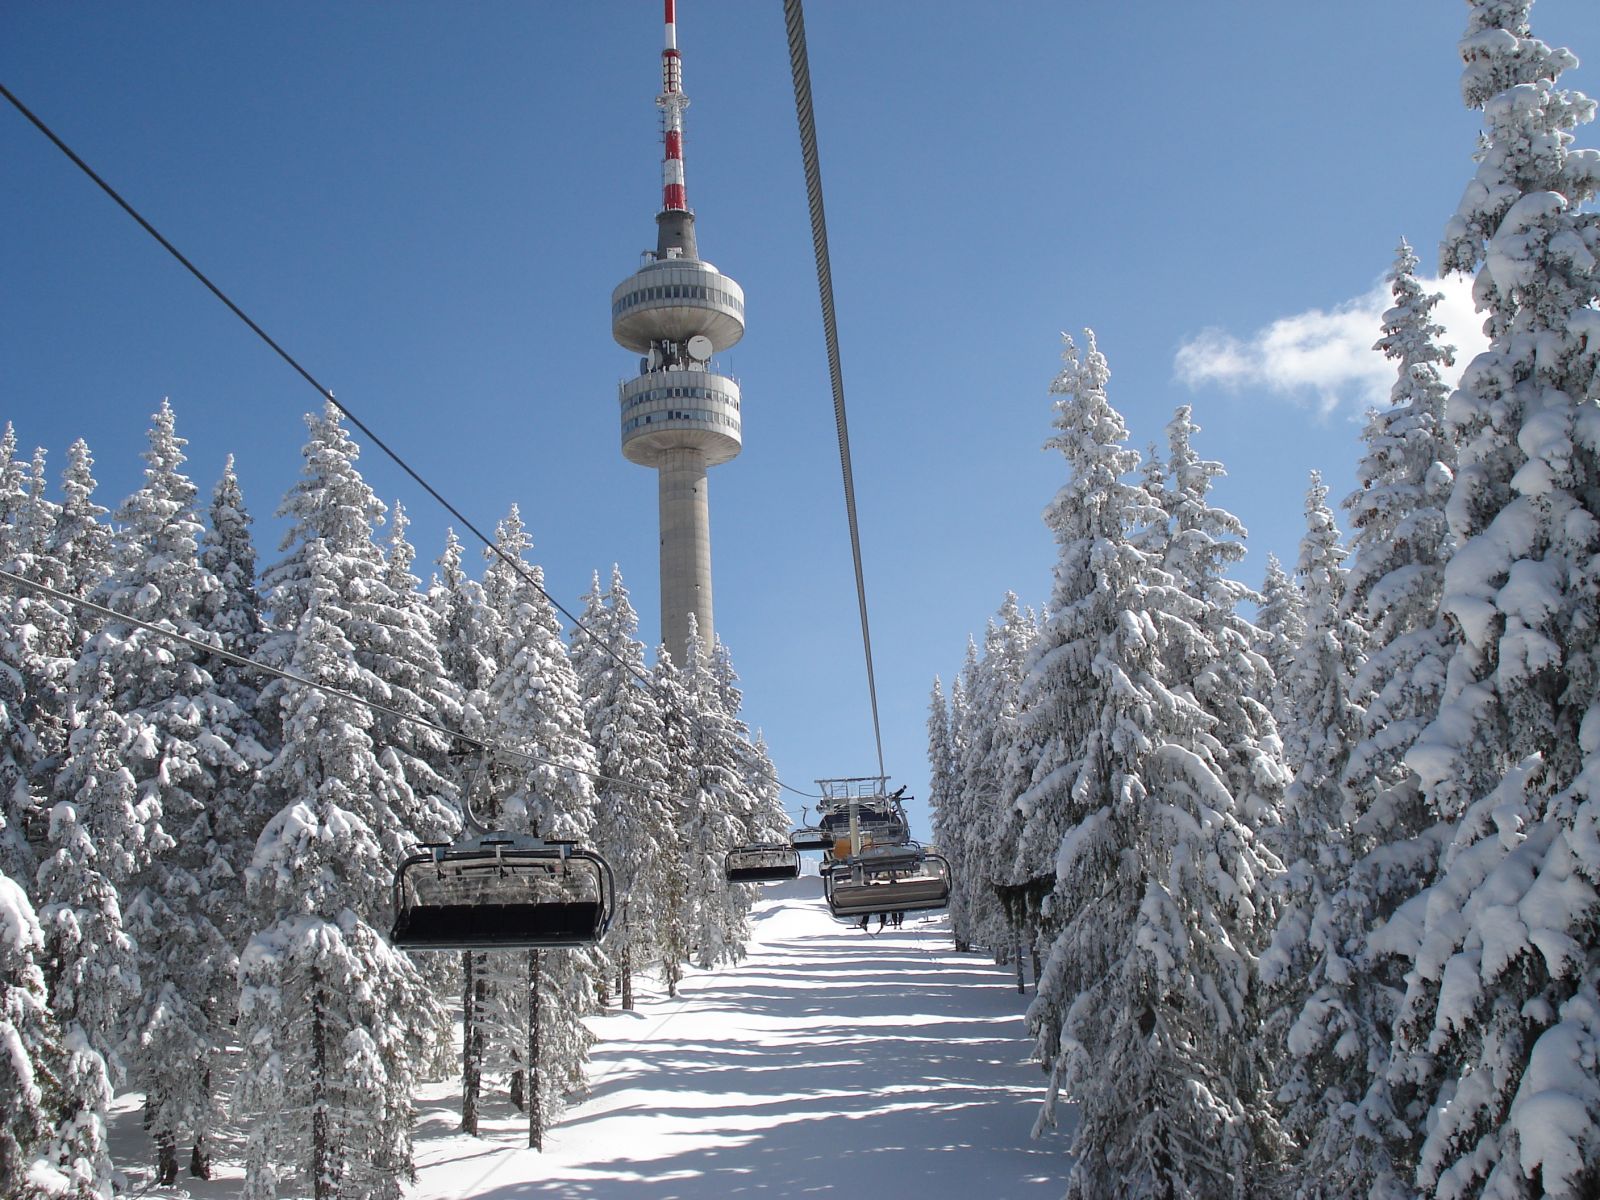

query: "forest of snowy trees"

left=931, top=4, right=1600, bottom=1198
left=0, top=394, right=788, bottom=1197
left=4, top=1, right=1599, bottom=1198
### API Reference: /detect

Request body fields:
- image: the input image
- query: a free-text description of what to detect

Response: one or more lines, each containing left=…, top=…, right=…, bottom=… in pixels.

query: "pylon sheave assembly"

left=813, top=776, right=911, bottom=855
left=391, top=833, right=616, bottom=951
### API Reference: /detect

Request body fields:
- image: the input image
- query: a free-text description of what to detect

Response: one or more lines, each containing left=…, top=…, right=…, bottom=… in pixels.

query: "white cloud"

left=1174, top=272, right=1488, bottom=419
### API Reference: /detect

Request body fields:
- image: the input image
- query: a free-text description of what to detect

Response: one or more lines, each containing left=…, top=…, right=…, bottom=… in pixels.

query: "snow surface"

left=110, top=874, right=1068, bottom=1198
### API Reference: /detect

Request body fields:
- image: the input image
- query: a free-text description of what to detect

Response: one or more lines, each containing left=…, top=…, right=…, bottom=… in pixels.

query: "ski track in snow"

left=111, top=875, right=1070, bottom=1198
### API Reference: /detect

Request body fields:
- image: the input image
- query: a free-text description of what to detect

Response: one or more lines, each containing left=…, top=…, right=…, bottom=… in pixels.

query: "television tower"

left=611, top=0, right=745, bottom=663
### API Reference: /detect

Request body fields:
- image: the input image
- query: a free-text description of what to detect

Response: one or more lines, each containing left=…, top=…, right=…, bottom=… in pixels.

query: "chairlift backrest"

left=725, top=842, right=801, bottom=883
left=391, top=833, right=615, bottom=951
left=823, top=849, right=951, bottom=919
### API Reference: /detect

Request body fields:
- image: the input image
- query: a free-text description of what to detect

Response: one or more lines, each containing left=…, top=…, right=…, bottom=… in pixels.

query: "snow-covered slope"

left=410, top=874, right=1067, bottom=1197
left=108, top=875, right=1066, bottom=1197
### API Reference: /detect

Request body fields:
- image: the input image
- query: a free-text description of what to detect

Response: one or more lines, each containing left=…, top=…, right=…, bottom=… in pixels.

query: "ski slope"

left=107, top=874, right=1068, bottom=1197
left=411, top=874, right=1068, bottom=1198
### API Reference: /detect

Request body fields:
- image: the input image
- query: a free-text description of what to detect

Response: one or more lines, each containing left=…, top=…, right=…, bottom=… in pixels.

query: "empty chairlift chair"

left=391, top=833, right=615, bottom=951
left=788, top=825, right=832, bottom=852
left=824, top=843, right=951, bottom=920
left=725, top=842, right=802, bottom=883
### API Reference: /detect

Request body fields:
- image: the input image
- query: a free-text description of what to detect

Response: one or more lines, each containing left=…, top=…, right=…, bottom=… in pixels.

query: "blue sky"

left=4, top=2, right=1596, bottom=837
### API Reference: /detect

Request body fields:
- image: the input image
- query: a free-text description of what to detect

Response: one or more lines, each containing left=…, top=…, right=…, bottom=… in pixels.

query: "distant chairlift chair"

left=788, top=826, right=832, bottom=852
left=391, top=832, right=616, bottom=951
left=725, top=842, right=802, bottom=883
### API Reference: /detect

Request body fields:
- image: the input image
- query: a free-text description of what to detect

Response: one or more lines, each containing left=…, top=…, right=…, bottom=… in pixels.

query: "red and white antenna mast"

left=659, top=0, right=690, bottom=213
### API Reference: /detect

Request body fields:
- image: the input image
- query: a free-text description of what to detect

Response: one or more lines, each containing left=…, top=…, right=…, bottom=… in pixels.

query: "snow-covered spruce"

left=1388, top=4, right=1600, bottom=1197
left=1265, top=244, right=1461, bottom=1199
left=954, top=594, right=1040, bottom=964
left=79, top=403, right=263, bottom=1183
left=1254, top=553, right=1306, bottom=729
left=673, top=616, right=756, bottom=971
left=474, top=505, right=600, bottom=1149
left=1257, top=473, right=1372, bottom=1196
left=237, top=544, right=437, bottom=1200
left=1024, top=332, right=1284, bottom=1198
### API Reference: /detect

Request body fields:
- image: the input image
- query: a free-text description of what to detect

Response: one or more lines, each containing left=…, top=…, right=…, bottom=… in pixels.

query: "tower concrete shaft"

left=611, top=0, right=745, bottom=665
left=657, top=446, right=713, bottom=663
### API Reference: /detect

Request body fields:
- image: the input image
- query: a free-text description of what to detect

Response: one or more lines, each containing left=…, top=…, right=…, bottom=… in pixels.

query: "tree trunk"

left=1029, top=927, right=1041, bottom=993
left=311, top=969, right=331, bottom=1200
left=156, top=1135, right=178, bottom=1187
left=509, top=1070, right=525, bottom=1112
left=461, top=950, right=481, bottom=1135
left=620, top=949, right=633, bottom=1011
left=190, top=1138, right=210, bottom=1180
left=528, top=948, right=543, bottom=1151
left=1015, top=926, right=1026, bottom=994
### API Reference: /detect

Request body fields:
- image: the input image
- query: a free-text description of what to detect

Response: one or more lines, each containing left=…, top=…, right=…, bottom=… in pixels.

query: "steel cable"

left=781, top=0, right=886, bottom=781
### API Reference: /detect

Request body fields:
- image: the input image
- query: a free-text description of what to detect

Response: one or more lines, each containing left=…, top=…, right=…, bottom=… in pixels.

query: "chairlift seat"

left=391, top=834, right=615, bottom=951
left=725, top=842, right=801, bottom=883
left=823, top=852, right=951, bottom=919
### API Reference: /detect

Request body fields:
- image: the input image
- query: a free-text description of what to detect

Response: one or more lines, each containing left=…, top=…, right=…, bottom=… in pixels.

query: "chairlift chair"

left=823, top=846, right=951, bottom=920
left=725, top=842, right=802, bottom=883
left=390, top=833, right=615, bottom=951
left=789, top=826, right=832, bottom=852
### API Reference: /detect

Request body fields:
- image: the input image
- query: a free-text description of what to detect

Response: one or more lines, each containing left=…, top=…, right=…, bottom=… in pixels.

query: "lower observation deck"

left=619, top=368, right=742, bottom=467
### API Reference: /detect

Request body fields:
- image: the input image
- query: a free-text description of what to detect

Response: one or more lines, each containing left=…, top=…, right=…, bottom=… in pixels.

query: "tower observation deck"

left=612, top=0, right=745, bottom=663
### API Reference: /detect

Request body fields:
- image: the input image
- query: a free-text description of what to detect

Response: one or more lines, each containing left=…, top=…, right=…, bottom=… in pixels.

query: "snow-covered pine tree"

left=676, top=615, right=753, bottom=970
left=41, top=666, right=142, bottom=1069
left=53, top=441, right=111, bottom=614
left=34, top=677, right=137, bottom=1196
left=39, top=441, right=114, bottom=714
left=7, top=445, right=74, bottom=795
left=260, top=402, right=456, bottom=867
left=1253, top=553, right=1306, bottom=731
left=237, top=540, right=434, bottom=1200
left=82, top=402, right=261, bottom=1183
left=650, top=647, right=694, bottom=996
left=1277, top=243, right=1461, bottom=1199
left=425, top=527, right=505, bottom=1132
left=472, top=507, right=599, bottom=1145
left=945, top=638, right=984, bottom=951
left=373, top=499, right=460, bottom=852
left=1024, top=331, right=1283, bottom=1198
left=1258, top=473, right=1371, bottom=1191
left=432, top=527, right=500, bottom=749
left=1343, top=244, right=1459, bottom=814
left=0, top=872, right=62, bottom=1196
left=2, top=868, right=117, bottom=1199
left=958, top=597, right=1039, bottom=964
left=571, top=567, right=675, bottom=1011
left=710, top=637, right=791, bottom=850
left=1383, top=6, right=1600, bottom=1196
left=197, top=457, right=274, bottom=967
left=0, top=433, right=50, bottom=888
left=0, top=432, right=71, bottom=915
left=926, top=675, right=956, bottom=868
left=373, top=498, right=462, bottom=1080
left=427, top=529, right=500, bottom=1132
left=1159, top=407, right=1288, bottom=840
left=199, top=455, right=267, bottom=708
